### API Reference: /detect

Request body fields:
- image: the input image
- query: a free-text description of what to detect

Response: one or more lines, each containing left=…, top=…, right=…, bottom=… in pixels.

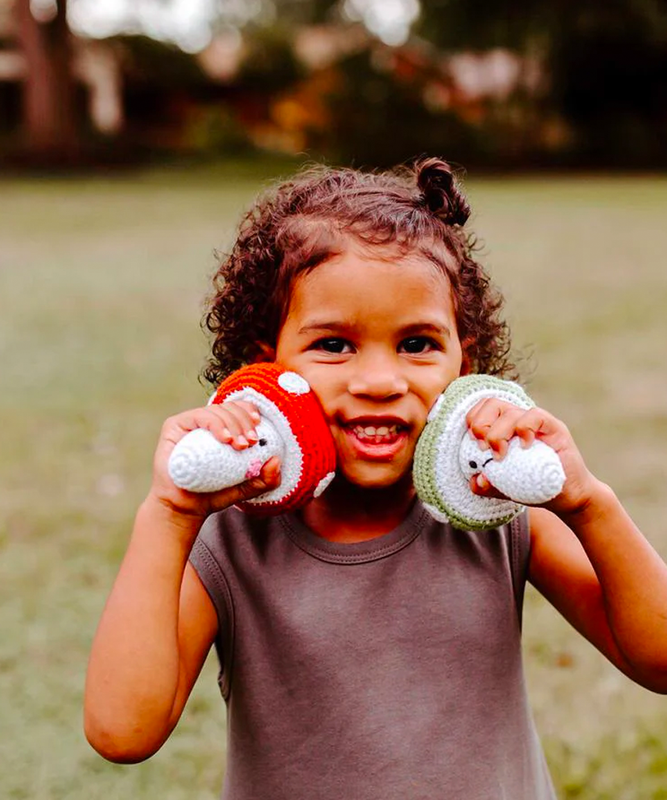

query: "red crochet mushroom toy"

left=167, top=363, right=337, bottom=515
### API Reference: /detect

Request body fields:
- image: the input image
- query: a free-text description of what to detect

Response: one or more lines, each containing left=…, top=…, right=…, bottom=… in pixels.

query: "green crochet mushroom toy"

left=413, top=375, right=565, bottom=530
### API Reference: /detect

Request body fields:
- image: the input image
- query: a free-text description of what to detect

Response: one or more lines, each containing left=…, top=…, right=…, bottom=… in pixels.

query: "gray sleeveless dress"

left=190, top=499, right=556, bottom=800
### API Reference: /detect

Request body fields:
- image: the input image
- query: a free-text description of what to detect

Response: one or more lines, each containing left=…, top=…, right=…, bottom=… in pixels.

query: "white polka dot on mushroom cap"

left=278, top=372, right=311, bottom=395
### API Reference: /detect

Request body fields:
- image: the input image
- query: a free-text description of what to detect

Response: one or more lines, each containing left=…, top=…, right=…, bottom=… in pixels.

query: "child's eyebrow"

left=297, top=320, right=453, bottom=339
left=297, top=321, right=352, bottom=337
left=399, top=322, right=453, bottom=340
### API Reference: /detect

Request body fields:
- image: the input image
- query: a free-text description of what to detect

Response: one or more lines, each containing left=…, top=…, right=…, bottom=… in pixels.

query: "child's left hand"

left=466, top=398, right=597, bottom=516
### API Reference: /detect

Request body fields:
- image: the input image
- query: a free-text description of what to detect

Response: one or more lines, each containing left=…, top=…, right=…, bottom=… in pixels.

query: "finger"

left=259, top=455, right=281, bottom=485
left=191, top=406, right=241, bottom=446
left=483, top=406, right=526, bottom=459
left=513, top=408, right=549, bottom=448
left=161, top=409, right=233, bottom=447
left=469, top=473, right=508, bottom=500
left=222, top=401, right=262, bottom=442
left=233, top=401, right=262, bottom=426
left=466, top=399, right=504, bottom=449
left=205, top=404, right=252, bottom=448
left=217, top=402, right=260, bottom=448
left=213, top=456, right=282, bottom=508
left=238, top=455, right=282, bottom=497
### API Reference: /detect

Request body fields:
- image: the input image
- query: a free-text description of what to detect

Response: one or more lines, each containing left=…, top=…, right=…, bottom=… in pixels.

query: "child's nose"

left=348, top=355, right=408, bottom=399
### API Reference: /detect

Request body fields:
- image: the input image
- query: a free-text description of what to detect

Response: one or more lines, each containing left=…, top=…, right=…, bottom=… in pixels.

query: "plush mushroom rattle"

left=167, top=363, right=337, bottom=515
left=413, top=375, right=566, bottom=531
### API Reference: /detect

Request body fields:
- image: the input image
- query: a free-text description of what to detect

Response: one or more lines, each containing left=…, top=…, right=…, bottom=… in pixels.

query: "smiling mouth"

left=350, top=423, right=405, bottom=444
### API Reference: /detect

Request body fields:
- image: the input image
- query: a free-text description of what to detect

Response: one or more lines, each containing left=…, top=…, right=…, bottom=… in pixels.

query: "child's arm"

left=468, top=399, right=667, bottom=693
left=528, top=497, right=667, bottom=691
left=84, top=402, right=281, bottom=762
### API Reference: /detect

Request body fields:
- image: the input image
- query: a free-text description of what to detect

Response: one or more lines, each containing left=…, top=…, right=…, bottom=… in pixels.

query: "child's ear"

left=253, top=342, right=276, bottom=363
left=459, top=339, right=474, bottom=376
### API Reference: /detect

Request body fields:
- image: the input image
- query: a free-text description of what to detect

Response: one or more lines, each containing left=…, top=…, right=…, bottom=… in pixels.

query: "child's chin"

left=339, top=462, right=412, bottom=491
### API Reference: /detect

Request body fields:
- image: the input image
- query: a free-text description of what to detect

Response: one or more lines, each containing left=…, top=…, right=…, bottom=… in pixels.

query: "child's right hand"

left=149, top=400, right=282, bottom=518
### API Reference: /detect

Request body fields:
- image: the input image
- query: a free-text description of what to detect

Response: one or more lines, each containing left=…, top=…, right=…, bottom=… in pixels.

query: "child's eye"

left=399, top=337, right=438, bottom=354
left=314, top=338, right=352, bottom=354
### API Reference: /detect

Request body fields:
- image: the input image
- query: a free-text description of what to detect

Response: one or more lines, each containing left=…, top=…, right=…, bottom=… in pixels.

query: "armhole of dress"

left=189, top=537, right=235, bottom=700
left=509, top=510, right=530, bottom=628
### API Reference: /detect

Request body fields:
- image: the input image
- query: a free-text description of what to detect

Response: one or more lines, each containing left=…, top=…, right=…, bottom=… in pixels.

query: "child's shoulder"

left=196, top=505, right=272, bottom=555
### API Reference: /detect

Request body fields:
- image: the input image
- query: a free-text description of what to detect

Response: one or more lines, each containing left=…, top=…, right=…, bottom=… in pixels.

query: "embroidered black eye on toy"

left=413, top=375, right=566, bottom=531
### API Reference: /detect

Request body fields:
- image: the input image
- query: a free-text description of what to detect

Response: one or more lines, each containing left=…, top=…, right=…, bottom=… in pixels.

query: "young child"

left=84, top=158, right=667, bottom=799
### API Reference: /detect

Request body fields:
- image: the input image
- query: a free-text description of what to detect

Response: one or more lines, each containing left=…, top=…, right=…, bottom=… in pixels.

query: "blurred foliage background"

left=2, top=2, right=667, bottom=799
left=2, top=0, right=667, bottom=169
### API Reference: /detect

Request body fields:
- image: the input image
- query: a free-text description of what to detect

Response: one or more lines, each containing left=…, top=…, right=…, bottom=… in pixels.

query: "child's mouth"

left=342, top=421, right=409, bottom=460
left=351, top=423, right=402, bottom=443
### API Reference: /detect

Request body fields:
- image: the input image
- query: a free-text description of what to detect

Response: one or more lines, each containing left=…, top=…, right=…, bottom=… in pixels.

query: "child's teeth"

left=353, top=424, right=399, bottom=439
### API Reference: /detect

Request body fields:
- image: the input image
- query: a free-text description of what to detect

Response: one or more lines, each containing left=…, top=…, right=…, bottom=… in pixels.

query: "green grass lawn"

left=2, top=162, right=667, bottom=799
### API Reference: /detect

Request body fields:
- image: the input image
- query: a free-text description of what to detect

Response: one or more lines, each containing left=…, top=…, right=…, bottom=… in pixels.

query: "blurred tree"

left=324, top=49, right=472, bottom=167
left=237, top=24, right=305, bottom=95
left=267, top=0, right=341, bottom=26
left=115, top=33, right=210, bottom=90
left=549, top=0, right=667, bottom=165
left=415, top=0, right=551, bottom=52
left=209, top=0, right=341, bottom=31
left=416, top=0, right=667, bottom=166
left=14, top=0, right=80, bottom=162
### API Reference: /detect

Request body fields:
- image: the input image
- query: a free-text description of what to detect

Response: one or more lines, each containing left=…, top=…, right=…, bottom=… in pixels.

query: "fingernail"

left=236, top=435, right=248, bottom=447
left=251, top=411, right=261, bottom=422
left=476, top=474, right=488, bottom=490
left=222, top=428, right=232, bottom=440
left=246, top=430, right=258, bottom=442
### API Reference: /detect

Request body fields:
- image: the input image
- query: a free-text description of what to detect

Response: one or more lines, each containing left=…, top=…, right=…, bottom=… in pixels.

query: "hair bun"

left=416, top=157, right=470, bottom=227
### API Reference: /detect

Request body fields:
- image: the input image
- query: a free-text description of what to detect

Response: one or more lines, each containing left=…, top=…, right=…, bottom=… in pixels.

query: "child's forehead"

left=289, top=248, right=455, bottom=317
left=304, top=238, right=452, bottom=286
left=275, top=220, right=459, bottom=332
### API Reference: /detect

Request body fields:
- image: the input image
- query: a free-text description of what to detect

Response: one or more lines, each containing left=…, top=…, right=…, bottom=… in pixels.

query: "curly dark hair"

left=202, top=157, right=514, bottom=386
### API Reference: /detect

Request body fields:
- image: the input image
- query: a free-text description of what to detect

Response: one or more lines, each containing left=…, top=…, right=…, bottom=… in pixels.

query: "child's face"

left=274, top=244, right=464, bottom=489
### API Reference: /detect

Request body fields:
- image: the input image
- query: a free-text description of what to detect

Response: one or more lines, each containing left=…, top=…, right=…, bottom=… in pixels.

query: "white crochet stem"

left=475, top=438, right=564, bottom=505
left=168, top=423, right=283, bottom=493
left=457, top=426, right=564, bottom=506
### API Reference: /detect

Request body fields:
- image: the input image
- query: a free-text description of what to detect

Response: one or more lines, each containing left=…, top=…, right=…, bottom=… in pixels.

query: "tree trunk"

left=14, top=0, right=80, bottom=162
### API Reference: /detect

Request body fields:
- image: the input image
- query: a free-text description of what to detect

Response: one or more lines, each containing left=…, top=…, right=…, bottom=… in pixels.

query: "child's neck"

left=298, top=475, right=416, bottom=544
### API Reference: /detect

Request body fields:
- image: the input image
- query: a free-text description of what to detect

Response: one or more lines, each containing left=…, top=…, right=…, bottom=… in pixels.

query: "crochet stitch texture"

left=413, top=375, right=565, bottom=530
left=168, top=363, right=337, bottom=515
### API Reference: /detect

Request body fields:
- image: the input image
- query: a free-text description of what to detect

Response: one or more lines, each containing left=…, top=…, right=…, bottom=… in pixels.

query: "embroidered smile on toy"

left=413, top=375, right=566, bottom=531
left=167, top=363, right=337, bottom=515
